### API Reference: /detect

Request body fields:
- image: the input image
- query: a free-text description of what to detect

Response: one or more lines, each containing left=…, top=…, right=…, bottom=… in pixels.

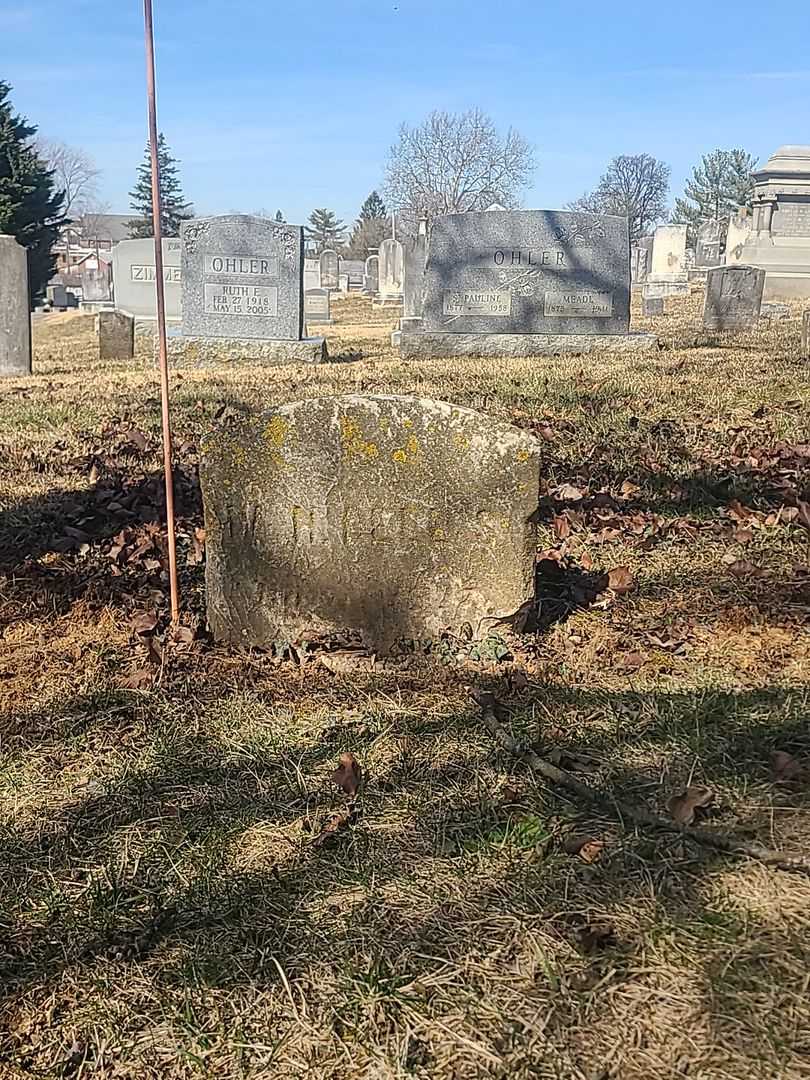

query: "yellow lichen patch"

left=402, top=418, right=414, bottom=429
left=454, top=432, right=471, bottom=451
left=264, top=415, right=290, bottom=448
left=340, top=415, right=378, bottom=460
left=405, top=436, right=419, bottom=455
left=392, top=449, right=407, bottom=464
left=432, top=527, right=446, bottom=540
left=516, top=448, right=530, bottom=463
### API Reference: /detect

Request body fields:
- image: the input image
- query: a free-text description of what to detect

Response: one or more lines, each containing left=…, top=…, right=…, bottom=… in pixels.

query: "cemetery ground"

left=1, top=293, right=809, bottom=1080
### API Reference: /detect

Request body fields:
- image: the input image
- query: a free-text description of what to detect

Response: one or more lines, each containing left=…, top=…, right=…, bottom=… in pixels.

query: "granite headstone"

left=420, top=209, right=630, bottom=335
left=378, top=238, right=404, bottom=301
left=702, top=265, right=766, bottom=330
left=364, top=254, right=379, bottom=294
left=112, top=238, right=182, bottom=320
left=695, top=219, right=722, bottom=268
left=181, top=215, right=304, bottom=341
left=200, top=394, right=542, bottom=652
left=98, top=310, right=134, bottom=360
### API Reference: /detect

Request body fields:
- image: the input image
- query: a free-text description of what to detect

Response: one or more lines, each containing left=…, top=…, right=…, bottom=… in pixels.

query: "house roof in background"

left=76, top=214, right=136, bottom=242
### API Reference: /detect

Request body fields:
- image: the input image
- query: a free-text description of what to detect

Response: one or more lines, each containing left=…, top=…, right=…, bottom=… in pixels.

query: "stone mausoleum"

left=740, top=145, right=810, bottom=299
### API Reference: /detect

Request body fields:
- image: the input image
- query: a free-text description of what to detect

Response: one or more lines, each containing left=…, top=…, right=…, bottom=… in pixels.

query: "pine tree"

left=359, top=190, right=387, bottom=221
left=0, top=81, right=66, bottom=301
left=673, top=149, right=757, bottom=245
left=275, top=209, right=284, bottom=222
left=345, top=191, right=389, bottom=258
left=305, top=208, right=345, bottom=253
left=128, top=133, right=192, bottom=238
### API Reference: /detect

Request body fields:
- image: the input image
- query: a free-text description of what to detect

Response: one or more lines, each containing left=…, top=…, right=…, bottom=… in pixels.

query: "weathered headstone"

left=200, top=394, right=541, bottom=651
left=320, top=249, right=339, bottom=290
left=377, top=238, right=404, bottom=303
left=112, top=237, right=182, bottom=320
left=631, top=242, right=651, bottom=284
left=303, top=258, right=321, bottom=291
left=401, top=209, right=655, bottom=357
left=802, top=309, right=810, bottom=359
left=305, top=288, right=331, bottom=325
left=647, top=224, right=688, bottom=294
left=97, top=311, right=134, bottom=360
left=364, top=254, right=379, bottom=294
left=695, top=219, right=723, bottom=268
left=702, top=265, right=765, bottom=330
left=725, top=209, right=752, bottom=265
left=0, top=235, right=31, bottom=376
left=47, top=283, right=69, bottom=309
left=642, top=296, right=664, bottom=317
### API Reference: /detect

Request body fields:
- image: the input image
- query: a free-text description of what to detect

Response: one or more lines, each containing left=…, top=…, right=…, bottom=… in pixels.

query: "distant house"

left=54, top=214, right=144, bottom=274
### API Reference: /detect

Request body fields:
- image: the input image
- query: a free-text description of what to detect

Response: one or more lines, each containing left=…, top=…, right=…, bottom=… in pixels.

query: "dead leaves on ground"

left=667, top=785, right=714, bottom=826
left=331, top=752, right=363, bottom=797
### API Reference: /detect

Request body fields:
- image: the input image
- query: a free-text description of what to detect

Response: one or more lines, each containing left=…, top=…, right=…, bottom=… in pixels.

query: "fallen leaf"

left=172, top=624, right=195, bottom=647
left=667, top=785, right=714, bottom=826
left=120, top=667, right=153, bottom=690
left=469, top=686, right=501, bottom=712
left=564, top=835, right=605, bottom=863
left=130, top=611, right=158, bottom=635
left=733, top=527, right=754, bottom=544
left=331, top=752, right=362, bottom=797
left=312, top=806, right=357, bottom=847
left=614, top=651, right=646, bottom=672
left=727, top=499, right=753, bottom=522
left=319, top=650, right=376, bottom=673
left=771, top=750, right=805, bottom=783
left=727, top=559, right=759, bottom=578
left=124, top=429, right=148, bottom=452
left=619, top=479, right=641, bottom=499
left=607, top=566, right=635, bottom=594
left=555, top=483, right=585, bottom=502
left=553, top=514, right=571, bottom=540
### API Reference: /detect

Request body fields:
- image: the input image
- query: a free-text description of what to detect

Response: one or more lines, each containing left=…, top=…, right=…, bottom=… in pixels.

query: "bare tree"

left=384, top=109, right=534, bottom=223
left=569, top=154, right=670, bottom=241
left=35, top=137, right=100, bottom=219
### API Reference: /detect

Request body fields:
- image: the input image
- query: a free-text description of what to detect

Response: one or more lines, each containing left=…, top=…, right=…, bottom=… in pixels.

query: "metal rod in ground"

left=143, top=0, right=180, bottom=624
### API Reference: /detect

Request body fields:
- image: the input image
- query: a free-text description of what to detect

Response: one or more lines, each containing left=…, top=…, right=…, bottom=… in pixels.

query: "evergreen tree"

left=0, top=81, right=66, bottom=301
left=359, top=190, right=387, bottom=221
left=275, top=209, right=284, bottom=222
left=345, top=191, right=389, bottom=258
left=673, top=149, right=757, bottom=245
left=128, top=133, right=192, bottom=238
left=305, top=207, right=345, bottom=253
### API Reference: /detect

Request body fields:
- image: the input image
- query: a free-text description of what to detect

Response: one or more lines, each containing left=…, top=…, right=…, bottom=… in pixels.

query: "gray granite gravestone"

left=98, top=310, right=134, bottom=360
left=364, top=254, right=379, bottom=294
left=112, top=237, right=182, bottom=320
left=171, top=216, right=326, bottom=365
left=695, top=219, right=722, bottom=268
left=401, top=209, right=655, bottom=357
left=200, top=394, right=541, bottom=652
left=305, top=288, right=332, bottom=325
left=0, top=235, right=31, bottom=376
left=320, top=249, right=339, bottom=289
left=303, top=258, right=320, bottom=291
left=702, top=265, right=766, bottom=330
left=403, top=217, right=428, bottom=322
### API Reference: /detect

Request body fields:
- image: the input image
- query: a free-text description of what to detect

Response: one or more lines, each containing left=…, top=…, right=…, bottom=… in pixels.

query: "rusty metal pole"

left=143, top=0, right=180, bottom=624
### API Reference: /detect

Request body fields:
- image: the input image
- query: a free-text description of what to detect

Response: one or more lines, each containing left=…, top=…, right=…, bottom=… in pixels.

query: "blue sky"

left=1, top=0, right=808, bottom=226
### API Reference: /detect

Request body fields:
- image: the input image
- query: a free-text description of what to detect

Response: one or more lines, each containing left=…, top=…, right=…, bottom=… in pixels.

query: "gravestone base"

left=373, top=296, right=403, bottom=308
left=167, top=335, right=328, bottom=368
left=399, top=332, right=658, bottom=360
left=688, top=268, right=710, bottom=283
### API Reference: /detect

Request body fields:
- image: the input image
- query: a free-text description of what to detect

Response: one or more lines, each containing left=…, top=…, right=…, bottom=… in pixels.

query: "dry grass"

left=1, top=291, right=809, bottom=1079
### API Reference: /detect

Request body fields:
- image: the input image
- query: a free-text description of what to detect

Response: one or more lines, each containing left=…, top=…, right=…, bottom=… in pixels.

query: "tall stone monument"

left=171, top=215, right=326, bottom=364
left=0, top=236, right=31, bottom=377
left=739, top=145, right=810, bottom=298
left=376, top=238, right=404, bottom=304
left=399, top=209, right=656, bottom=358
left=200, top=394, right=542, bottom=652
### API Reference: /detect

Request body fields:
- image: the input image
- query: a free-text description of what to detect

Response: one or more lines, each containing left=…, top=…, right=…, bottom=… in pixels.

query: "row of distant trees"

left=0, top=75, right=761, bottom=301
